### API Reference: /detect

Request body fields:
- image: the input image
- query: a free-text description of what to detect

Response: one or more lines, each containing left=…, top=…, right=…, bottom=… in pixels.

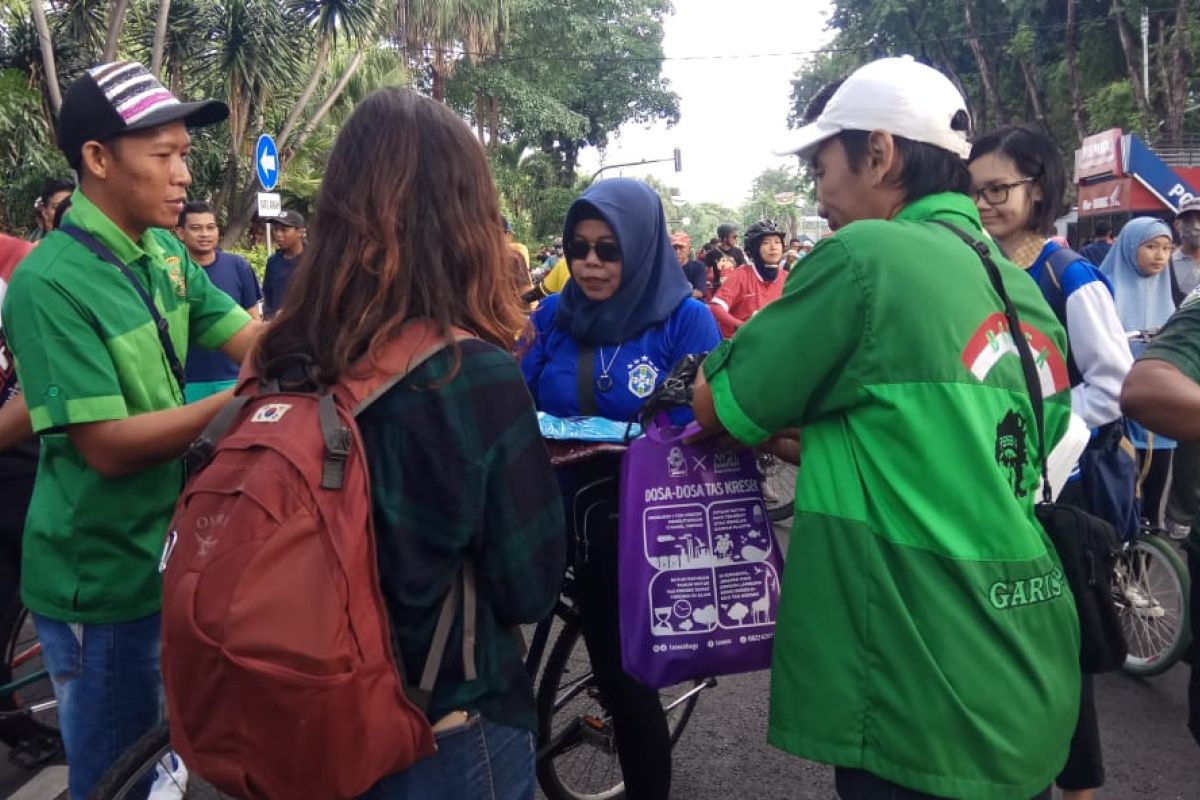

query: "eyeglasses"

left=974, top=177, right=1035, bottom=206
left=566, top=240, right=621, bottom=262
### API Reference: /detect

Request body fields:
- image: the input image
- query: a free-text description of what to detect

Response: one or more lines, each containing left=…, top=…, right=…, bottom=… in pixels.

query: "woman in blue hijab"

left=1100, top=216, right=1178, bottom=526
left=521, top=178, right=719, bottom=799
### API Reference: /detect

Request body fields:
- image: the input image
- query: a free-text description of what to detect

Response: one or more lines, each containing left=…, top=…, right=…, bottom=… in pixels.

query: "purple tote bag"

left=618, top=419, right=784, bottom=689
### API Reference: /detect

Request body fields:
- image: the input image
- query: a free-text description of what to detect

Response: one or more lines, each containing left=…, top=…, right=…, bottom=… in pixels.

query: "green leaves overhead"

left=789, top=0, right=1199, bottom=158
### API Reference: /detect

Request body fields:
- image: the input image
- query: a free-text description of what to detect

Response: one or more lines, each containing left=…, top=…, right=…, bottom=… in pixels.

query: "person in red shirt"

left=709, top=218, right=787, bottom=337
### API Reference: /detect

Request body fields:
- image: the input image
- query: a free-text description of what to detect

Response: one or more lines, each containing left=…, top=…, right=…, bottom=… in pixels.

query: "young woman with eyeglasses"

left=968, top=124, right=1132, bottom=800
left=520, top=178, right=720, bottom=798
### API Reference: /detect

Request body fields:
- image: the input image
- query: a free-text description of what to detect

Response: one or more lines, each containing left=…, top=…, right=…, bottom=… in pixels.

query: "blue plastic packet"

left=537, top=413, right=641, bottom=442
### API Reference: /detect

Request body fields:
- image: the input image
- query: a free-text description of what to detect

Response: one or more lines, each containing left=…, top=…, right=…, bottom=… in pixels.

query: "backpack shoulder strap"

left=336, top=320, right=478, bottom=416
left=408, top=562, right=479, bottom=713
left=1037, top=246, right=1082, bottom=327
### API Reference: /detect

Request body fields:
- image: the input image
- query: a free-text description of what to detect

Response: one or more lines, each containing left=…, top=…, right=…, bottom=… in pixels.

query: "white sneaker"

left=1167, top=521, right=1191, bottom=541
left=1123, top=585, right=1167, bottom=618
left=148, top=751, right=189, bottom=800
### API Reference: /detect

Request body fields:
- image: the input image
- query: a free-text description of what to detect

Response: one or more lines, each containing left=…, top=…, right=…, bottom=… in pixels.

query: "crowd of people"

left=0, top=53, right=1197, bottom=800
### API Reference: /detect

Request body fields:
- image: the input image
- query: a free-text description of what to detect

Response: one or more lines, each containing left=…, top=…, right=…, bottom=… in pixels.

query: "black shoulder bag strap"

left=931, top=220, right=1052, bottom=503
left=61, top=225, right=186, bottom=393
left=576, top=344, right=598, bottom=416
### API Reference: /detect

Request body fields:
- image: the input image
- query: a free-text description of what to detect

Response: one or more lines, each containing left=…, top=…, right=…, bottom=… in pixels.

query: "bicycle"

left=757, top=453, right=797, bottom=522
left=528, top=438, right=715, bottom=800
left=0, top=602, right=62, bottom=770
left=1108, top=328, right=1194, bottom=676
left=1112, top=525, right=1192, bottom=676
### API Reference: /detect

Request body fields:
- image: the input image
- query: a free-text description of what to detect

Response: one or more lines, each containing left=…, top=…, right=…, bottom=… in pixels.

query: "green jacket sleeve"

left=703, top=237, right=866, bottom=445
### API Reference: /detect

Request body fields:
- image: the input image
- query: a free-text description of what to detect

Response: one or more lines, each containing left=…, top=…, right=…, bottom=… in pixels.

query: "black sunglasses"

left=566, top=239, right=621, bottom=262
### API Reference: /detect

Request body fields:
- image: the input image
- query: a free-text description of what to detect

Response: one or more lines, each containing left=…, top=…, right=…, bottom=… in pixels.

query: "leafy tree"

left=787, top=0, right=1200, bottom=187
left=446, top=0, right=680, bottom=184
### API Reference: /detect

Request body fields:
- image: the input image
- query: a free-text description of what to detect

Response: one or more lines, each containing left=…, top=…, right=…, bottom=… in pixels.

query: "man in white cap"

left=1, top=61, right=260, bottom=797
left=692, top=57, right=1078, bottom=799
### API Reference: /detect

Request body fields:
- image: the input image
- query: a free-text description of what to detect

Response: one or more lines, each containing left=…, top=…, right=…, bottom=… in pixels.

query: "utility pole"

left=1141, top=7, right=1150, bottom=113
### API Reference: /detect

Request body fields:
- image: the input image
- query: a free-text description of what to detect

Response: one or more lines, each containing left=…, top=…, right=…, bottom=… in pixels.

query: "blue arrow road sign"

left=255, top=134, right=279, bottom=191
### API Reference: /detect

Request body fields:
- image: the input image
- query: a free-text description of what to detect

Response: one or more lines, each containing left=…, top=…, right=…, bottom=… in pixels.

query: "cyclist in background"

left=709, top=219, right=788, bottom=338
left=253, top=88, right=565, bottom=799
left=521, top=177, right=719, bottom=798
left=1099, top=218, right=1179, bottom=528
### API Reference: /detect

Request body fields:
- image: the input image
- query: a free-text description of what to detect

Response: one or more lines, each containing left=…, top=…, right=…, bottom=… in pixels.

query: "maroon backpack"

left=161, top=321, right=477, bottom=800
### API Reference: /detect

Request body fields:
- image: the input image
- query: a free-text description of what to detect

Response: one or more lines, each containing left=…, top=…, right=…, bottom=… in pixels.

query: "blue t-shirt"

left=263, top=250, right=301, bottom=318
left=184, top=250, right=261, bottom=383
left=521, top=294, right=720, bottom=425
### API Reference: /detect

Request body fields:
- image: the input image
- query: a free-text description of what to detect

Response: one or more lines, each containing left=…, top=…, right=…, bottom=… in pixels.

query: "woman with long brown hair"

left=255, top=87, right=566, bottom=800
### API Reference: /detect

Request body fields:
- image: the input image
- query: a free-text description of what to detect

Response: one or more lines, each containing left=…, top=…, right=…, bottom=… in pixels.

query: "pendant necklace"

left=595, top=345, right=622, bottom=392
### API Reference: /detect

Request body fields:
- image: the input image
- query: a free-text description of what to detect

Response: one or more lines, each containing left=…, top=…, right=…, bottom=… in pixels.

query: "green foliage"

left=788, top=0, right=1200, bottom=162
left=1085, top=80, right=1148, bottom=134
left=0, top=69, right=71, bottom=234
left=447, top=0, right=680, bottom=183
left=2, top=0, right=680, bottom=243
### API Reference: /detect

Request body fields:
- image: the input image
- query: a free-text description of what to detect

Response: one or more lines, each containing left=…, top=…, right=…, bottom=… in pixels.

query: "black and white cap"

left=58, top=61, right=228, bottom=170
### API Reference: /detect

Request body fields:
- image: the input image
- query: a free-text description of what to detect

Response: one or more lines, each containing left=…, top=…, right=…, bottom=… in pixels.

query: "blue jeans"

left=32, top=612, right=162, bottom=800
left=358, top=713, right=535, bottom=800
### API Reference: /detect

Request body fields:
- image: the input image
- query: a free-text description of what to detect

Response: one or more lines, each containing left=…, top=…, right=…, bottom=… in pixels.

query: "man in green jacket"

left=692, top=57, right=1080, bottom=799
left=2, top=62, right=260, bottom=798
left=1121, top=299, right=1200, bottom=752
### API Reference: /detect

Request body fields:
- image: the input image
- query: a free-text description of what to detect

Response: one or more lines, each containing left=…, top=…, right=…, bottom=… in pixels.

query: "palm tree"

left=150, top=0, right=173, bottom=77
left=277, top=0, right=383, bottom=154
left=395, top=0, right=505, bottom=101
left=102, top=0, right=133, bottom=61
left=29, top=0, right=63, bottom=112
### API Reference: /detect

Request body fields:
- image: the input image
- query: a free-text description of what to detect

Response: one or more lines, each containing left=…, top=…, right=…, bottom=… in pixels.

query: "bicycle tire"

left=757, top=455, right=796, bottom=523
left=1, top=604, right=59, bottom=741
left=87, top=721, right=171, bottom=800
left=535, top=620, right=700, bottom=800
left=87, top=721, right=229, bottom=800
left=1116, top=535, right=1192, bottom=677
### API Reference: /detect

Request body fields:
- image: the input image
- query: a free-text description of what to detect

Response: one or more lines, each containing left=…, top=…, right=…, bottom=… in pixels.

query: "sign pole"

left=255, top=133, right=281, bottom=266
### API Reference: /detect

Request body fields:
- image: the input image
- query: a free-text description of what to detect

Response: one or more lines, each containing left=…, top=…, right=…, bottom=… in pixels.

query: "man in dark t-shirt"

left=707, top=223, right=747, bottom=267
left=176, top=202, right=262, bottom=401
left=263, top=209, right=306, bottom=319
left=671, top=232, right=707, bottom=299
left=1079, top=221, right=1114, bottom=266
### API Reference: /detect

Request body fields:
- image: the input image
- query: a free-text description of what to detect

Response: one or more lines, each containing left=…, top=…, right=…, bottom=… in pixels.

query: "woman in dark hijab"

left=522, top=178, right=719, bottom=798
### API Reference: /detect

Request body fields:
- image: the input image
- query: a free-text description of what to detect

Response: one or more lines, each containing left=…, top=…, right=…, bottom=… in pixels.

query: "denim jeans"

left=32, top=612, right=162, bottom=800
left=358, top=713, right=535, bottom=800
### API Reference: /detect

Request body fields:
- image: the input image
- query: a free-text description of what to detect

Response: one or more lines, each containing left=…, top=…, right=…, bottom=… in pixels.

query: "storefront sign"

left=1075, top=129, right=1123, bottom=182
left=1125, top=135, right=1199, bottom=211
left=1078, top=179, right=1131, bottom=216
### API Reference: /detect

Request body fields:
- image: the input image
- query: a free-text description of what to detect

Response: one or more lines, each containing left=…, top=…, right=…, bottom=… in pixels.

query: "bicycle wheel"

left=0, top=604, right=62, bottom=769
left=2, top=606, right=56, bottom=732
left=535, top=620, right=704, bottom=800
left=1114, top=534, right=1192, bottom=677
left=88, top=721, right=229, bottom=800
left=757, top=454, right=797, bottom=522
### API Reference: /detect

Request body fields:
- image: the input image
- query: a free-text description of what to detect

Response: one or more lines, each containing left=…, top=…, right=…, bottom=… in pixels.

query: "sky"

left=575, top=0, right=835, bottom=209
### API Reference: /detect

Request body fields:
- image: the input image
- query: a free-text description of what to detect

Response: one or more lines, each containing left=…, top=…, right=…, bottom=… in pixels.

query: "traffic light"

left=673, top=147, right=682, bottom=172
